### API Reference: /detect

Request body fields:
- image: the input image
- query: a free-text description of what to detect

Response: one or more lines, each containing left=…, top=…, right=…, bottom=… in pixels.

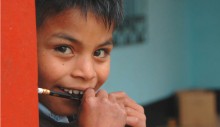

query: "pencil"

left=38, top=88, right=82, bottom=100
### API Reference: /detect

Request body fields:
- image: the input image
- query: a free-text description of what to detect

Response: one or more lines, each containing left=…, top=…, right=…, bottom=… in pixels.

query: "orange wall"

left=0, top=0, right=2, bottom=127
left=1, top=0, right=39, bottom=126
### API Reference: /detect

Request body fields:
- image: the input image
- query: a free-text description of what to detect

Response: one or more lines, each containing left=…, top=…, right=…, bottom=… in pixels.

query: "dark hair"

left=36, top=0, right=123, bottom=29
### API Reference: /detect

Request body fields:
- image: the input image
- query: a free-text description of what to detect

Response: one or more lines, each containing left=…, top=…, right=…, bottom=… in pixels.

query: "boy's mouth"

left=60, top=87, right=84, bottom=100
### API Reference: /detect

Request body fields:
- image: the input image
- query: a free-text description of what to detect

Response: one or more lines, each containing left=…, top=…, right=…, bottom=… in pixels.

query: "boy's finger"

left=83, top=88, right=95, bottom=98
left=80, top=89, right=96, bottom=108
left=108, top=93, right=117, bottom=103
left=126, top=116, right=146, bottom=127
left=126, top=116, right=138, bottom=127
left=123, top=100, right=145, bottom=114
left=110, top=91, right=136, bottom=103
left=125, top=107, right=146, bottom=120
left=111, top=92, right=144, bottom=113
left=95, top=89, right=108, bottom=98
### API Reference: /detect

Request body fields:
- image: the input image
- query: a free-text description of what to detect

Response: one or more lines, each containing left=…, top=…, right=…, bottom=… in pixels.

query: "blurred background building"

left=101, top=0, right=220, bottom=126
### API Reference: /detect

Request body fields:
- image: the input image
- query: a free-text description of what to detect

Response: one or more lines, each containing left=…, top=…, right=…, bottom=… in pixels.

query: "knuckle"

left=101, top=97, right=108, bottom=103
left=125, top=107, right=130, bottom=112
left=99, top=89, right=107, bottom=93
left=136, top=117, right=140, bottom=122
left=132, top=117, right=140, bottom=125
left=121, top=108, right=127, bottom=116
left=124, top=97, right=130, bottom=103
left=84, top=88, right=94, bottom=95
left=108, top=93, right=113, bottom=98
left=108, top=93, right=115, bottom=98
left=114, top=102, right=120, bottom=108
left=120, top=91, right=127, bottom=97
left=115, top=104, right=126, bottom=114
left=108, top=94, right=116, bottom=101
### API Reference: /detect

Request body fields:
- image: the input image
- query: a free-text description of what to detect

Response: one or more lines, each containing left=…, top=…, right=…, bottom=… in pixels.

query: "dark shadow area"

left=143, top=89, right=220, bottom=127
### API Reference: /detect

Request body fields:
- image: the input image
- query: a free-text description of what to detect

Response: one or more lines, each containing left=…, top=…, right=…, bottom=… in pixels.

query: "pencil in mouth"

left=38, top=88, right=83, bottom=101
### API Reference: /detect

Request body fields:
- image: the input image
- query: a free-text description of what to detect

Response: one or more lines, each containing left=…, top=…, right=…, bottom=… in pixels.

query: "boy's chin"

left=40, top=96, right=81, bottom=116
left=51, top=103, right=80, bottom=116
left=55, top=109, right=78, bottom=116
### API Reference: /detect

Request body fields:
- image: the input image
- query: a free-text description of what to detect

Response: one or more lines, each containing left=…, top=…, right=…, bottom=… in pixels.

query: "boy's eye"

left=55, top=46, right=72, bottom=54
left=94, top=49, right=107, bottom=58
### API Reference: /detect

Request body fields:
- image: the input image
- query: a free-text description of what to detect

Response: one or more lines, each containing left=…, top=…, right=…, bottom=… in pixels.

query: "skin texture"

left=78, top=89, right=127, bottom=127
left=37, top=8, right=146, bottom=127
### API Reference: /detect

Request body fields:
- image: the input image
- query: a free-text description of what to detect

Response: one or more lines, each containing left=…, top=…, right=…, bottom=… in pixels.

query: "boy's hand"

left=77, top=89, right=126, bottom=127
left=110, top=92, right=146, bottom=127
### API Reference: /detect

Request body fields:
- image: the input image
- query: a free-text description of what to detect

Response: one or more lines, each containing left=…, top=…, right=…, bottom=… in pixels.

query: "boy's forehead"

left=38, top=8, right=114, bottom=47
left=42, top=7, right=115, bottom=31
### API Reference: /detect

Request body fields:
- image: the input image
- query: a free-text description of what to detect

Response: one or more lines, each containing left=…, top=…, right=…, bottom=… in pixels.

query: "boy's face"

left=37, top=8, right=114, bottom=116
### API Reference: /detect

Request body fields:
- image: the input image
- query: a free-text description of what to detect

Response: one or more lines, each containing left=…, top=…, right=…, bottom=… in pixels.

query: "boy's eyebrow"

left=52, top=33, right=113, bottom=47
left=98, top=39, right=113, bottom=47
left=52, top=33, right=81, bottom=45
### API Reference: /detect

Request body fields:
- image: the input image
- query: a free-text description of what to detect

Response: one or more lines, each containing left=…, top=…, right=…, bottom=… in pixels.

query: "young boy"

left=36, top=0, right=146, bottom=127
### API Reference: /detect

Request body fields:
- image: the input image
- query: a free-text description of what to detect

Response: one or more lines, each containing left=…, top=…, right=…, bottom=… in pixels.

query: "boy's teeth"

left=62, top=88, right=83, bottom=95
left=73, top=90, right=79, bottom=94
left=68, top=90, right=73, bottom=94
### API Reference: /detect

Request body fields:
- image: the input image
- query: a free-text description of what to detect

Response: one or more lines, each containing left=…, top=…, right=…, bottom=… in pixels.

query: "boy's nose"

left=70, top=56, right=96, bottom=81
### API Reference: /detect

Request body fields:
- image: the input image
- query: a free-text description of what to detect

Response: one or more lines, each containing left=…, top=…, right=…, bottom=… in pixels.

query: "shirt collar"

left=39, top=103, right=69, bottom=123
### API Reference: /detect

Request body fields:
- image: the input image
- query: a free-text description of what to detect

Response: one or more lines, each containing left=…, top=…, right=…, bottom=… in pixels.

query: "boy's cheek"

left=95, top=66, right=110, bottom=89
